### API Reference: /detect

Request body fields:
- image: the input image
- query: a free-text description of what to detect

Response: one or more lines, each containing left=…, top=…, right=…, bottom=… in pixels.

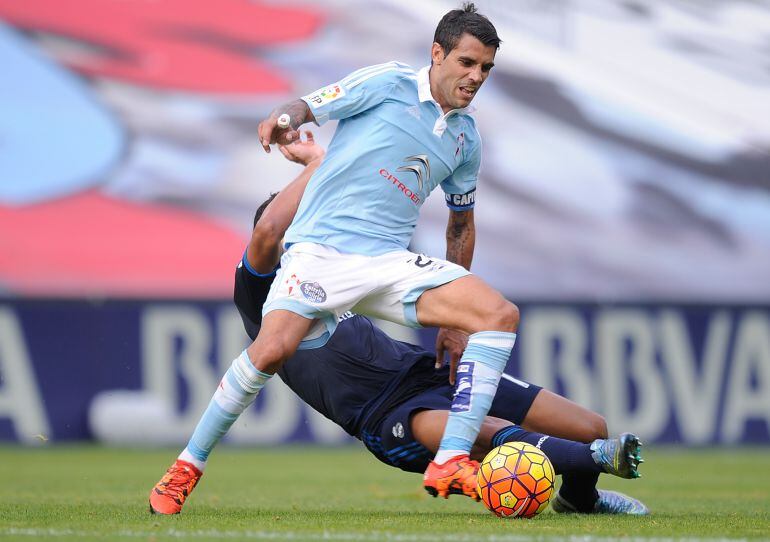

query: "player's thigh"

left=246, top=309, right=315, bottom=373
left=520, top=389, right=608, bottom=443
left=363, top=395, right=450, bottom=473
left=410, top=410, right=447, bottom=453
left=352, top=251, right=469, bottom=327
left=415, top=275, right=519, bottom=334
left=263, top=243, right=373, bottom=348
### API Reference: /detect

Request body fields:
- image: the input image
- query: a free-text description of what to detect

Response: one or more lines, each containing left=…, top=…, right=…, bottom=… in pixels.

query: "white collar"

left=417, top=65, right=477, bottom=116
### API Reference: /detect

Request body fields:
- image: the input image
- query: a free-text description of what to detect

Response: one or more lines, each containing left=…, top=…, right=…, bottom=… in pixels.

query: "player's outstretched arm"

left=247, top=132, right=325, bottom=273
left=435, top=209, right=477, bottom=382
left=257, top=99, right=315, bottom=153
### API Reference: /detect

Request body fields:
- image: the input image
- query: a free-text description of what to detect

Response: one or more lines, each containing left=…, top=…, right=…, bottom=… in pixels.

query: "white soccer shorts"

left=262, top=242, right=470, bottom=349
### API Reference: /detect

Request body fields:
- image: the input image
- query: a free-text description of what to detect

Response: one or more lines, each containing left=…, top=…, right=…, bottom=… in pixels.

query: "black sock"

left=558, top=473, right=600, bottom=512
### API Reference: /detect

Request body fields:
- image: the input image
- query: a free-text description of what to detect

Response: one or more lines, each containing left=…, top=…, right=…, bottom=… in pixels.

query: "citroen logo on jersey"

left=396, top=155, right=430, bottom=191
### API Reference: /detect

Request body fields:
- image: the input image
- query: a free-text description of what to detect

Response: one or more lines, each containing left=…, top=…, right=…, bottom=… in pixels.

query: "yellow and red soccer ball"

left=476, top=442, right=555, bottom=518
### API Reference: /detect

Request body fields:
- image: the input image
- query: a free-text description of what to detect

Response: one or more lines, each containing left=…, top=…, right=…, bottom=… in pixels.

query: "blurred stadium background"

left=1, top=0, right=769, bottom=452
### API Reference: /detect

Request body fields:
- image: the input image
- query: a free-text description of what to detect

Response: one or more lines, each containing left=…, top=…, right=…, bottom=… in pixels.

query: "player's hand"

left=257, top=115, right=299, bottom=153
left=435, top=328, right=468, bottom=385
left=278, top=131, right=325, bottom=166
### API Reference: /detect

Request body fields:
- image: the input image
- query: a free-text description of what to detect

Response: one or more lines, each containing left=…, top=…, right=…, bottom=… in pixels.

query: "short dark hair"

left=253, top=192, right=278, bottom=228
left=433, top=2, right=501, bottom=55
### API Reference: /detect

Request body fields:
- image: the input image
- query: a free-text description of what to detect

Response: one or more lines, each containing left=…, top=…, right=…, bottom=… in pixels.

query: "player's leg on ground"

left=518, top=389, right=644, bottom=510
left=416, top=276, right=517, bottom=467
left=492, top=424, right=643, bottom=511
left=149, top=310, right=314, bottom=514
left=414, top=411, right=608, bottom=477
left=488, top=424, right=604, bottom=511
left=412, top=411, right=644, bottom=509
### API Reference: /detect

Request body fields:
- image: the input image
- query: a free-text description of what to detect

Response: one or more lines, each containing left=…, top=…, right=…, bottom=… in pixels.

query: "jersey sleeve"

left=301, top=61, right=415, bottom=125
left=441, top=134, right=481, bottom=211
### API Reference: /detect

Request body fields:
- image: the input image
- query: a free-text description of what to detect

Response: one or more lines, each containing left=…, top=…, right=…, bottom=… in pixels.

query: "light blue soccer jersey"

left=283, top=61, right=481, bottom=256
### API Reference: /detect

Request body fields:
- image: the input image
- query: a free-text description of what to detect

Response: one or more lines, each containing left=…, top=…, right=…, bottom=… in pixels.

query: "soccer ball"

left=476, top=442, right=555, bottom=518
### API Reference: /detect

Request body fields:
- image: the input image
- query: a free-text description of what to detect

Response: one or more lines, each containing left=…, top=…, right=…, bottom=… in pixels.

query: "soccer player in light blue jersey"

left=256, top=2, right=508, bottom=498
left=257, top=3, right=509, bottom=498
left=172, top=3, right=514, bottom=500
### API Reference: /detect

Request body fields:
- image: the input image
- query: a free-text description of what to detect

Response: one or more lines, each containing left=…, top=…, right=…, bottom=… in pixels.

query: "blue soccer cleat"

left=593, top=490, right=650, bottom=515
left=590, top=432, right=644, bottom=479
left=551, top=489, right=650, bottom=515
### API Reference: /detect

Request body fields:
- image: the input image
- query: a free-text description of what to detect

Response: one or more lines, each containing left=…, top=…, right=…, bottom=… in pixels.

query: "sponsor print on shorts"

left=338, top=311, right=355, bottom=322
left=299, top=281, right=327, bottom=303
left=451, top=361, right=474, bottom=413
left=285, top=273, right=301, bottom=295
left=406, top=254, right=446, bottom=273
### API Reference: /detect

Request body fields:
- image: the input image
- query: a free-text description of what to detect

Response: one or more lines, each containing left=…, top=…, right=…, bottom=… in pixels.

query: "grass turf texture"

left=1, top=445, right=768, bottom=541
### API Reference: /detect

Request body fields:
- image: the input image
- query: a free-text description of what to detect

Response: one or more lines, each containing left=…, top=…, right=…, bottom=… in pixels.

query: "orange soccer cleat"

left=149, top=459, right=203, bottom=515
left=423, top=454, right=481, bottom=501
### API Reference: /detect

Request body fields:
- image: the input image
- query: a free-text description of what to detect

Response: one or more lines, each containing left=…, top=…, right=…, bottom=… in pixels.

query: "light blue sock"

left=178, top=350, right=271, bottom=470
left=434, top=331, right=516, bottom=464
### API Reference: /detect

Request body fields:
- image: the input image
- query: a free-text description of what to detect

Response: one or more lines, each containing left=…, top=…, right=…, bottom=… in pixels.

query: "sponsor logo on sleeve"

left=451, top=361, right=474, bottom=413
left=445, top=189, right=476, bottom=209
left=303, top=84, right=346, bottom=109
left=299, top=281, right=327, bottom=303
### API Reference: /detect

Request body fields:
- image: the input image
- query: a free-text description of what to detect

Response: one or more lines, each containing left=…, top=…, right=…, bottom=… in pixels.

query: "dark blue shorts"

left=361, top=374, right=542, bottom=473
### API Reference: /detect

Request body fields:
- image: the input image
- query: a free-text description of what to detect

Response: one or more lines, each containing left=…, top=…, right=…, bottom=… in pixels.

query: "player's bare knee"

left=246, top=342, right=289, bottom=374
left=577, top=413, right=608, bottom=442
left=481, top=300, right=519, bottom=333
left=591, top=414, right=609, bottom=440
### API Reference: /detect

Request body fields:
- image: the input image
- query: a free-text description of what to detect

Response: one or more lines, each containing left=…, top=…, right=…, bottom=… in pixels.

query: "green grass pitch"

left=1, top=445, right=768, bottom=541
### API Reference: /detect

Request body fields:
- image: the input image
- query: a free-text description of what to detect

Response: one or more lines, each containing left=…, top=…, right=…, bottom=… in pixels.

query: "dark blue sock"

left=559, top=473, right=599, bottom=513
left=490, top=425, right=602, bottom=476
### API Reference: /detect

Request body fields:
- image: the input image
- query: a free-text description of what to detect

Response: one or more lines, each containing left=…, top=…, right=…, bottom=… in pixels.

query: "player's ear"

left=431, top=42, right=445, bottom=65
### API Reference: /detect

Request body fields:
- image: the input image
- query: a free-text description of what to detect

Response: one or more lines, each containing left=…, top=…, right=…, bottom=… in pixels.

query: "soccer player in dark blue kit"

left=149, top=134, right=649, bottom=516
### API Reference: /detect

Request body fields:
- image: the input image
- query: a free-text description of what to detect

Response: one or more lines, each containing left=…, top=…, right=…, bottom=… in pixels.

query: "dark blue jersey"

left=234, top=260, right=436, bottom=437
